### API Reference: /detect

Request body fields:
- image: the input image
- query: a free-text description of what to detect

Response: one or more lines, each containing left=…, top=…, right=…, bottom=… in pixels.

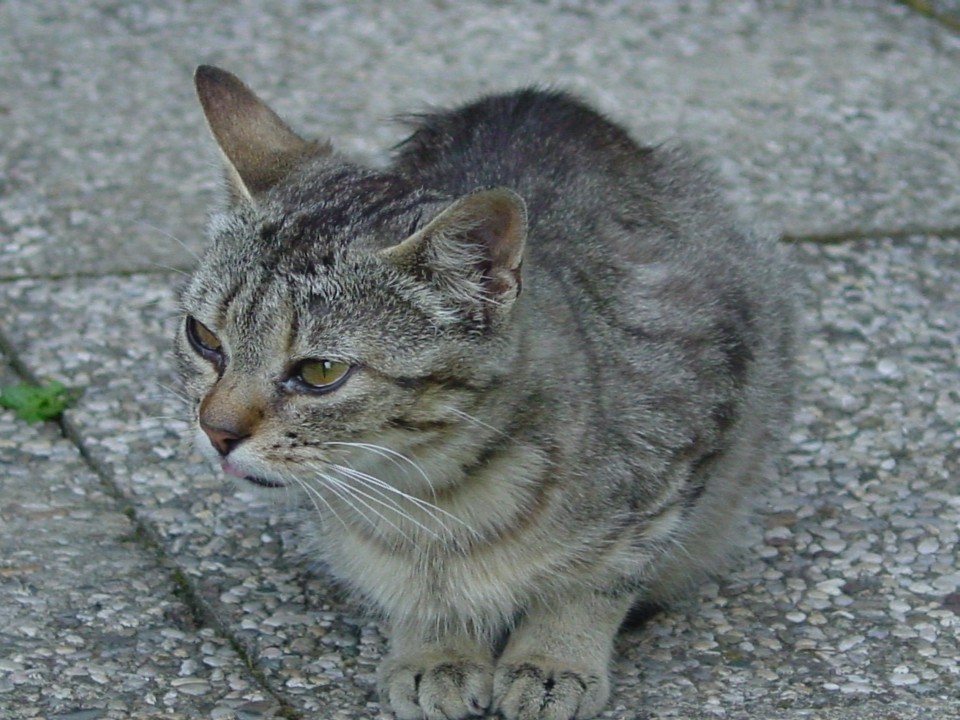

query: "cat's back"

left=393, top=87, right=793, bottom=356
left=394, top=88, right=796, bottom=473
left=391, top=88, right=772, bottom=278
left=391, top=88, right=646, bottom=212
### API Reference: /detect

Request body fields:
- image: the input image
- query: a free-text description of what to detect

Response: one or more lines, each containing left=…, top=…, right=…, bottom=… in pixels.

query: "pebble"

left=876, top=359, right=900, bottom=377
left=889, top=667, right=920, bottom=686
left=889, top=599, right=912, bottom=614
left=917, top=538, right=940, bottom=554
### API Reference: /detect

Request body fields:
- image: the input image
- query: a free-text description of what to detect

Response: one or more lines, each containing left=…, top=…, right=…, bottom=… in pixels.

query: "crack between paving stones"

left=63, top=430, right=306, bottom=720
left=898, top=0, right=960, bottom=33
left=3, top=225, right=960, bottom=287
left=0, top=265, right=194, bottom=284
left=0, top=330, right=304, bottom=720
left=783, top=225, right=960, bottom=244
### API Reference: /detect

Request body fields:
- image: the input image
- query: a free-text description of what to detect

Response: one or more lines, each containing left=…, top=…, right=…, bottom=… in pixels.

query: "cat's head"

left=175, top=66, right=527, bottom=500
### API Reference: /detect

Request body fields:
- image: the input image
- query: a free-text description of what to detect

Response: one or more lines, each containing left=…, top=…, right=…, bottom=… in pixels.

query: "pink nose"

left=200, top=420, right=249, bottom=456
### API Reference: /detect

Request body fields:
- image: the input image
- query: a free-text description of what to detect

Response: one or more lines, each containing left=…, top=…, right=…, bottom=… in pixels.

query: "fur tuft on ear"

left=194, top=65, right=331, bottom=204
left=380, top=188, right=527, bottom=316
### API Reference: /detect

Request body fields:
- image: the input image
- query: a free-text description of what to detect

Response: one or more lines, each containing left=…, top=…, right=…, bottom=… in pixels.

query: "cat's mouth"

left=243, top=475, right=285, bottom=489
left=221, top=460, right=285, bottom=489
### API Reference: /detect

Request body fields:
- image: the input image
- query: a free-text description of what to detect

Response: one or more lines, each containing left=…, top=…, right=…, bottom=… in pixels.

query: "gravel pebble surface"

left=3, top=1, right=960, bottom=278
left=0, top=357, right=284, bottom=718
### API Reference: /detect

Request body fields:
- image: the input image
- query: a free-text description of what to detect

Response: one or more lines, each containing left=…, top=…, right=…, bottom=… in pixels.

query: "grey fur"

left=177, top=67, right=797, bottom=720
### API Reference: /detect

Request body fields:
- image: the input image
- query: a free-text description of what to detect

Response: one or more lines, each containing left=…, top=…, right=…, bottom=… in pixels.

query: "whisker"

left=308, top=461, right=434, bottom=540
left=446, top=407, right=508, bottom=437
left=328, top=465, right=444, bottom=540
left=136, top=221, right=201, bottom=262
left=315, top=467, right=418, bottom=543
left=147, top=262, right=191, bottom=278
left=332, top=463, right=479, bottom=541
left=129, top=296, right=177, bottom=311
left=154, top=311, right=186, bottom=322
left=301, top=463, right=383, bottom=530
left=287, top=470, right=350, bottom=533
left=324, top=441, right=434, bottom=489
left=326, top=441, right=414, bottom=476
left=333, top=463, right=446, bottom=519
left=150, top=381, right=192, bottom=408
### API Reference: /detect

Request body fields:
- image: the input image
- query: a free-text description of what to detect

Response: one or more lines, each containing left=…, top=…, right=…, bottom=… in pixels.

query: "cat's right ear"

left=194, top=65, right=330, bottom=205
left=379, top=188, right=527, bottom=320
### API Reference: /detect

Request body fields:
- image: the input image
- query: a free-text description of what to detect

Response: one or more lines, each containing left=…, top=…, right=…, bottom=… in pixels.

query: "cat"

left=176, top=65, right=797, bottom=720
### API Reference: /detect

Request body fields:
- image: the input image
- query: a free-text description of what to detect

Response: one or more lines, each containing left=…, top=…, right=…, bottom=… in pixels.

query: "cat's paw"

left=379, top=652, right=494, bottom=720
left=492, top=657, right=609, bottom=720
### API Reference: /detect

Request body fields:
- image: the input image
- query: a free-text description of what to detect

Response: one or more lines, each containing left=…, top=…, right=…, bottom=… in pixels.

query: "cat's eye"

left=185, top=316, right=224, bottom=364
left=291, top=359, right=352, bottom=393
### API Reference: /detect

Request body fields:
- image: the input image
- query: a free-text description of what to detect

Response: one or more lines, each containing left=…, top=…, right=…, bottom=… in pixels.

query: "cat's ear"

left=194, top=65, right=330, bottom=204
left=380, top=188, right=527, bottom=315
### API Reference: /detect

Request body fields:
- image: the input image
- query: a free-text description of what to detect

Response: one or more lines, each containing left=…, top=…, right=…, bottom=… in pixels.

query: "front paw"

left=379, top=651, right=494, bottom=720
left=493, top=657, right=609, bottom=720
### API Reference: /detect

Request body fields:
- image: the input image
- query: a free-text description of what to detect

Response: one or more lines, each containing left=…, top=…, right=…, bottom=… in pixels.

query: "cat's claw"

left=493, top=658, right=608, bottom=720
left=380, top=654, right=493, bottom=720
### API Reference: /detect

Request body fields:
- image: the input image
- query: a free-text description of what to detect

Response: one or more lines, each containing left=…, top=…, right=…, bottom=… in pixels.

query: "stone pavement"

left=1, top=1, right=958, bottom=718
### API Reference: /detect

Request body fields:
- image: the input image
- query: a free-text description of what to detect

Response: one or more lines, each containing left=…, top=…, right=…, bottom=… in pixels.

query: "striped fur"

left=176, top=66, right=797, bottom=720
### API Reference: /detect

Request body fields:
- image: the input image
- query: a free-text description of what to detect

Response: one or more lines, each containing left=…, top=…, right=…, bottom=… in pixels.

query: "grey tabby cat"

left=176, top=65, right=796, bottom=720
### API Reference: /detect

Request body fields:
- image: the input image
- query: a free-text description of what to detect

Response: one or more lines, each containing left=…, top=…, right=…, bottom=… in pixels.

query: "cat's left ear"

left=194, top=65, right=331, bottom=205
left=380, top=188, right=527, bottom=316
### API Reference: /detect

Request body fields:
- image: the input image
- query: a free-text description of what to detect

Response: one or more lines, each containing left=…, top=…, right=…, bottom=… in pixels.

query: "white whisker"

left=150, top=381, right=192, bottom=408
left=331, top=463, right=480, bottom=541
left=147, top=262, right=191, bottom=278
left=333, top=463, right=446, bottom=519
left=287, top=470, right=350, bottom=533
left=324, top=441, right=434, bottom=489
left=136, top=221, right=202, bottom=262
left=312, top=466, right=419, bottom=543
left=327, top=465, right=444, bottom=540
left=446, top=407, right=508, bottom=437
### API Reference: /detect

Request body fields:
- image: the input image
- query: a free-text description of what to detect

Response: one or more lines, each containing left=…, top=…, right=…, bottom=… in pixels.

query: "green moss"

left=0, top=380, right=82, bottom=423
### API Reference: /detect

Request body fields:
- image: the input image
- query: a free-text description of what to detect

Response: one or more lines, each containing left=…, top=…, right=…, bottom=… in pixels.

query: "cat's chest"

left=322, top=527, right=565, bottom=624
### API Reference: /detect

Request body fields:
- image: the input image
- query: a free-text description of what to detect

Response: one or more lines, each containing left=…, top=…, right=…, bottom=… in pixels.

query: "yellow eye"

left=186, top=317, right=223, bottom=362
left=296, top=359, right=351, bottom=391
left=194, top=321, right=221, bottom=350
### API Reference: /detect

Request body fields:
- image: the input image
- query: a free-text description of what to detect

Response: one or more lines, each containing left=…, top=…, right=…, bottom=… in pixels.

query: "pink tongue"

left=221, top=461, right=248, bottom=479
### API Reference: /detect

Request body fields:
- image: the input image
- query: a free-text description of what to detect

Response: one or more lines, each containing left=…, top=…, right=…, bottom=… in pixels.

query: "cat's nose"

left=200, top=420, right=250, bottom=457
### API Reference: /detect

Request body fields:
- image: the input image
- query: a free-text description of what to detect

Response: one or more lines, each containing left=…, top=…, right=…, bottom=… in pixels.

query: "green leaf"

left=0, top=380, right=82, bottom=423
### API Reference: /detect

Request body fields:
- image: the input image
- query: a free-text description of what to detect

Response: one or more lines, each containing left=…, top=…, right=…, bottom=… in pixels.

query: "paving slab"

left=0, top=357, right=285, bottom=719
left=3, top=1, right=960, bottom=279
left=0, top=232, right=957, bottom=719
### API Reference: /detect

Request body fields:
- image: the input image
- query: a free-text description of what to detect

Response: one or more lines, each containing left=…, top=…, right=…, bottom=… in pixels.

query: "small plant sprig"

left=0, top=380, right=82, bottom=423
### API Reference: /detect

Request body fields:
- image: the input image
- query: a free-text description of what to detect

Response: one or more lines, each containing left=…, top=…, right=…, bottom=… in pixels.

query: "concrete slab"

left=0, top=358, right=285, bottom=718
left=3, top=1, right=960, bottom=278
left=0, top=232, right=956, bottom=718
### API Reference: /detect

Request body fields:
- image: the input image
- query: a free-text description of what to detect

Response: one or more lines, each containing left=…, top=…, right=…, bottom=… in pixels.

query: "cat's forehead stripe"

left=223, top=273, right=291, bottom=360
left=215, top=277, right=243, bottom=329
left=264, top=172, right=439, bottom=252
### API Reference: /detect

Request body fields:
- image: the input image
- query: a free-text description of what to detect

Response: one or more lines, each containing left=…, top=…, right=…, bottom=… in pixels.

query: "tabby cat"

left=176, top=65, right=796, bottom=720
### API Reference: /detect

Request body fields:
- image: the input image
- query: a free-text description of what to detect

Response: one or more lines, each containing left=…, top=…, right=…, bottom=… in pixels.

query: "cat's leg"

left=379, top=622, right=495, bottom=720
left=493, top=590, right=633, bottom=720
